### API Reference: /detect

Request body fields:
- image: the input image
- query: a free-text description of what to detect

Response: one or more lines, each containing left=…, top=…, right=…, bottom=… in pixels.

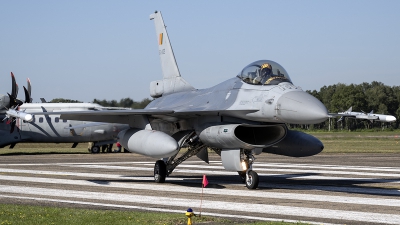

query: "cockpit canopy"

left=238, top=60, right=292, bottom=85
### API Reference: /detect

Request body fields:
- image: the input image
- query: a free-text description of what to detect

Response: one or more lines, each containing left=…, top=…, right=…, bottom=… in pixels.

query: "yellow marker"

left=159, top=33, right=163, bottom=45
left=185, top=208, right=195, bottom=225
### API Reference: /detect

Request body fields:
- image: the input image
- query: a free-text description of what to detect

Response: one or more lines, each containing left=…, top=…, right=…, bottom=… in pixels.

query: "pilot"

left=259, top=63, right=272, bottom=83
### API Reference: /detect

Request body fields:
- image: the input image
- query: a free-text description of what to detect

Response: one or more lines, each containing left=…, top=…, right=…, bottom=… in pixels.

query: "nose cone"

left=277, top=91, right=328, bottom=124
left=386, top=115, right=397, bottom=122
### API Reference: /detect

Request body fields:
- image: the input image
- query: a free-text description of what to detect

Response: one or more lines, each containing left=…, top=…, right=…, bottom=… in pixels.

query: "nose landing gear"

left=240, top=150, right=259, bottom=189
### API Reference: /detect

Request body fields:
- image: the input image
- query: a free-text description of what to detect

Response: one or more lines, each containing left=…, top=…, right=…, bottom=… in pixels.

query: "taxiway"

left=0, top=153, right=399, bottom=225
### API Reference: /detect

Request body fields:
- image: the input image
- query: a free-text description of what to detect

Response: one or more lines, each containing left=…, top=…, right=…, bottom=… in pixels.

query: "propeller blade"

left=7, top=93, right=15, bottom=109
left=23, top=86, right=31, bottom=103
left=27, top=78, right=32, bottom=103
left=11, top=72, right=18, bottom=99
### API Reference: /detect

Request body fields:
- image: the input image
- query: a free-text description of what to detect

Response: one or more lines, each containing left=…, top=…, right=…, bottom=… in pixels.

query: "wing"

left=32, top=108, right=258, bottom=129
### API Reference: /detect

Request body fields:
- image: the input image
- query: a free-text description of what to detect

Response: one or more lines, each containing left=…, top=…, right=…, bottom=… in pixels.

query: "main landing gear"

left=152, top=132, right=260, bottom=190
left=154, top=160, right=167, bottom=183
left=153, top=132, right=205, bottom=183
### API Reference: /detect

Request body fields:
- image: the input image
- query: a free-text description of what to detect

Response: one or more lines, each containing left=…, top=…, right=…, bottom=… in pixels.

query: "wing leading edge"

left=31, top=109, right=259, bottom=129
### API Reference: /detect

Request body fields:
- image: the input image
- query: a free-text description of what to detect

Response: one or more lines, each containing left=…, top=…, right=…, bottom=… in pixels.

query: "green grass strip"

left=0, top=204, right=309, bottom=225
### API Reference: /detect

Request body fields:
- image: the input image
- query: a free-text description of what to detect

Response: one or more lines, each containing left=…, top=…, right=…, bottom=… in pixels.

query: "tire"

left=154, top=160, right=167, bottom=183
left=245, top=170, right=259, bottom=189
left=91, top=146, right=100, bottom=154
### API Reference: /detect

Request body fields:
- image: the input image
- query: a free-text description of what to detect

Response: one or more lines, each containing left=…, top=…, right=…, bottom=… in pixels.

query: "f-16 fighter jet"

left=33, top=11, right=329, bottom=189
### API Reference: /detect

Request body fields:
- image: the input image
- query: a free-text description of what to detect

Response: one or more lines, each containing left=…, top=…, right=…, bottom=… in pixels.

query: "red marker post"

left=199, top=174, right=208, bottom=217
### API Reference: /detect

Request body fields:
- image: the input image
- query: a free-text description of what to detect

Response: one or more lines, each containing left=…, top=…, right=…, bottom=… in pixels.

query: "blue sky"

left=1, top=1, right=399, bottom=103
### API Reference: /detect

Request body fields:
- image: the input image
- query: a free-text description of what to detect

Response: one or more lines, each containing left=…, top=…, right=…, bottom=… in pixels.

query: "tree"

left=50, top=98, right=82, bottom=103
left=93, top=97, right=152, bottom=109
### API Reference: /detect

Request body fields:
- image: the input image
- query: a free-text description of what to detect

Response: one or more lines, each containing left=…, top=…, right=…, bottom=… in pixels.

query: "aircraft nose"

left=386, top=115, right=397, bottom=122
left=276, top=91, right=328, bottom=124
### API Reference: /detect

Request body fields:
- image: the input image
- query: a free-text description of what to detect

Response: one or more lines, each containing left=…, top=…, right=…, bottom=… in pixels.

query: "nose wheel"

left=154, top=160, right=167, bottom=183
left=240, top=150, right=259, bottom=189
left=245, top=170, right=259, bottom=189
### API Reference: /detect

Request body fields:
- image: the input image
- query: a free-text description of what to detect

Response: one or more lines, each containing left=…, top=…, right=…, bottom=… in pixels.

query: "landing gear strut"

left=153, top=132, right=206, bottom=183
left=241, top=150, right=259, bottom=189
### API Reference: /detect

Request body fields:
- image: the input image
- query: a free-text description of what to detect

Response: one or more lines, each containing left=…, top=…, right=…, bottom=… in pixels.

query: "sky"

left=1, top=1, right=399, bottom=103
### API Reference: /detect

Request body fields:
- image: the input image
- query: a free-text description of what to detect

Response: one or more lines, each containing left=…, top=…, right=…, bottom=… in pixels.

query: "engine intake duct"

left=199, top=124, right=287, bottom=149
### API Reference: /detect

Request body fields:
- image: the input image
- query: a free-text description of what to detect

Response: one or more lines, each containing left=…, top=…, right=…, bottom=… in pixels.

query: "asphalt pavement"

left=0, top=152, right=399, bottom=225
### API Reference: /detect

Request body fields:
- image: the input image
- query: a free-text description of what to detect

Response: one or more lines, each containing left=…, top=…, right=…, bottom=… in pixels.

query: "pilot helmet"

left=260, top=63, right=272, bottom=77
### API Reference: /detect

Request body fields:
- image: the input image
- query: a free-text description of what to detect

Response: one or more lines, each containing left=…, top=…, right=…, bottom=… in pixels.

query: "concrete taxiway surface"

left=0, top=152, right=399, bottom=225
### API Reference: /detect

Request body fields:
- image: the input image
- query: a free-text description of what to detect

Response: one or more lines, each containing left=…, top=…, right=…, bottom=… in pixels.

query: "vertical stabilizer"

left=150, top=11, right=180, bottom=79
left=347, top=106, right=352, bottom=112
left=149, top=11, right=194, bottom=98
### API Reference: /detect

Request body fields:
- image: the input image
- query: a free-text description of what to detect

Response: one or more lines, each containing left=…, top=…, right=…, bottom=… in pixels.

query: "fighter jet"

left=33, top=11, right=329, bottom=189
left=335, top=106, right=397, bottom=123
left=0, top=74, right=129, bottom=152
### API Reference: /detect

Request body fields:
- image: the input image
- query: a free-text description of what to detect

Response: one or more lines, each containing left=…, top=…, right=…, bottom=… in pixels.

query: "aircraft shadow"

left=257, top=173, right=400, bottom=197
left=88, top=173, right=400, bottom=196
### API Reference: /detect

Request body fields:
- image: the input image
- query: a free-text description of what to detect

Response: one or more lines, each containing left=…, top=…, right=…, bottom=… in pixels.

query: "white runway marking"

left=2, top=165, right=400, bottom=184
left=1, top=185, right=400, bottom=224
left=1, top=168, right=399, bottom=196
left=0, top=175, right=399, bottom=207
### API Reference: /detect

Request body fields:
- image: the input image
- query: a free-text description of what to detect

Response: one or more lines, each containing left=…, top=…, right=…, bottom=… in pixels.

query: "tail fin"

left=149, top=11, right=194, bottom=98
left=346, top=106, right=352, bottom=112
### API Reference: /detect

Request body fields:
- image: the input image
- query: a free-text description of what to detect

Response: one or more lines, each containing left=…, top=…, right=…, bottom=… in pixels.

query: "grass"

left=0, top=204, right=308, bottom=225
left=0, top=143, right=89, bottom=155
left=2, top=131, right=399, bottom=155
left=308, top=131, right=400, bottom=153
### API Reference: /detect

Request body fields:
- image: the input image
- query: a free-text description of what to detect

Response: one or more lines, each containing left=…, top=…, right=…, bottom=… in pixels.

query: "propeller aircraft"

left=0, top=73, right=129, bottom=152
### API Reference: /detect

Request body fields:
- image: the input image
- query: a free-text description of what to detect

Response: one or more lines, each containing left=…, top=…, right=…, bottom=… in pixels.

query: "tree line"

left=92, top=98, right=152, bottom=109
left=304, top=81, right=400, bottom=131
left=49, top=97, right=152, bottom=109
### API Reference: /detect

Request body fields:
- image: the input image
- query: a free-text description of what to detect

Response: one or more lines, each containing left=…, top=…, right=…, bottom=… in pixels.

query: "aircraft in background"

left=335, top=106, right=397, bottom=123
left=33, top=11, right=329, bottom=189
left=0, top=73, right=129, bottom=153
